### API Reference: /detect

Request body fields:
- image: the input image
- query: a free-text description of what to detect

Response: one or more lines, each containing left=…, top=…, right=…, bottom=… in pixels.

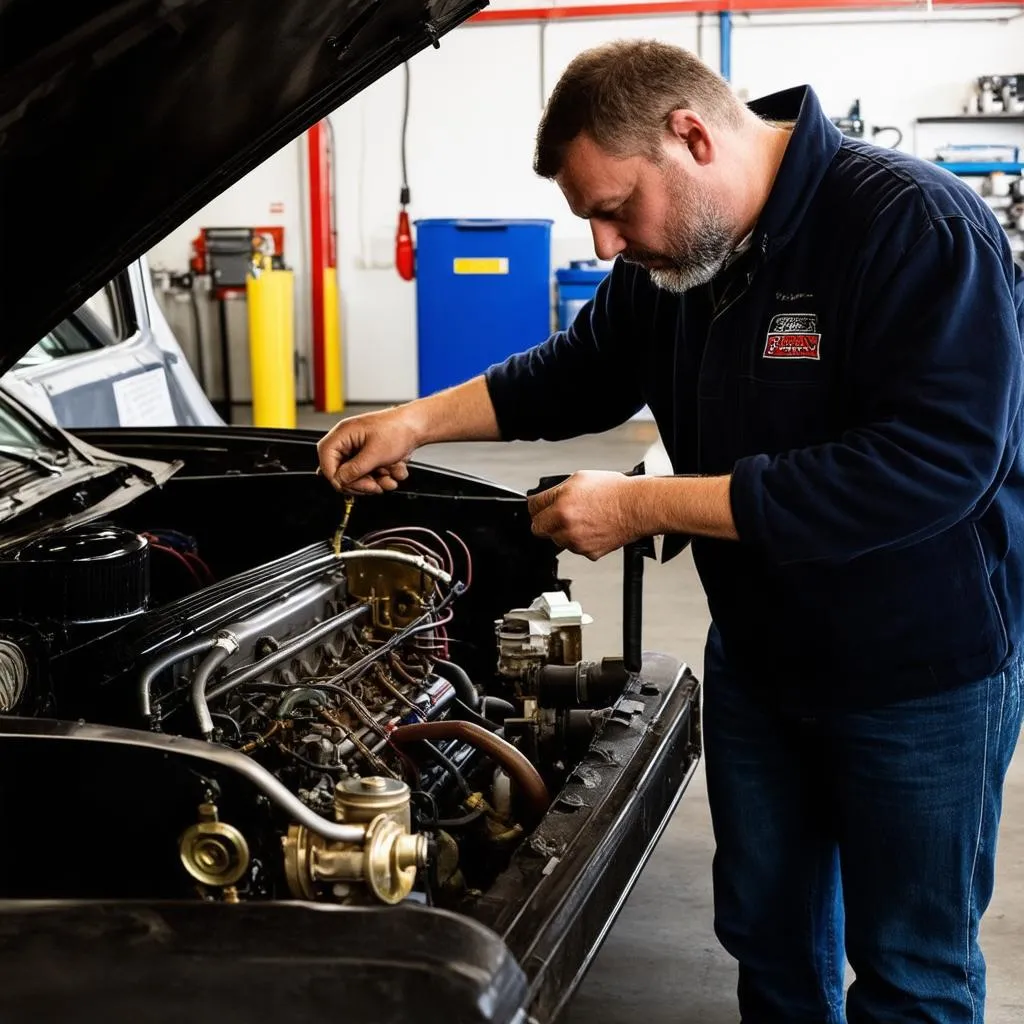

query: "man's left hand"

left=527, top=471, right=643, bottom=560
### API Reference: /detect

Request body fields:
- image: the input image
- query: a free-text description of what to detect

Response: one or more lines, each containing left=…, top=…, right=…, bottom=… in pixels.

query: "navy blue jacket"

left=484, top=85, right=1024, bottom=705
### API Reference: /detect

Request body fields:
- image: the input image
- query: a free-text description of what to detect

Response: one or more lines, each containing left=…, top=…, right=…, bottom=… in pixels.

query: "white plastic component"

left=504, top=591, right=593, bottom=634
left=492, top=768, right=512, bottom=820
left=496, top=590, right=593, bottom=676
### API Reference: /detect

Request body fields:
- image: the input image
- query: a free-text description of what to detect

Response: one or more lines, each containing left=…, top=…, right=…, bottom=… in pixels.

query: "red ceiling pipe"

left=468, top=0, right=1022, bottom=21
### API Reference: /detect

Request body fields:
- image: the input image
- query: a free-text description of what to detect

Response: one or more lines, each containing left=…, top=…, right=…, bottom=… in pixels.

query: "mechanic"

left=317, top=40, right=1024, bottom=1024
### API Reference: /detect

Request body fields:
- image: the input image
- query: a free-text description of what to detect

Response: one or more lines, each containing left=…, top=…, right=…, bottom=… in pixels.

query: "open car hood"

left=0, top=0, right=486, bottom=371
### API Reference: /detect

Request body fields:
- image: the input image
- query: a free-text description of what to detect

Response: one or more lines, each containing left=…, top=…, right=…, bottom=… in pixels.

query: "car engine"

left=0, top=502, right=634, bottom=911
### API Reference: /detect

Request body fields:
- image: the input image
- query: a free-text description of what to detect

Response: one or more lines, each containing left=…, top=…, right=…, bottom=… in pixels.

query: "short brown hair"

left=534, top=39, right=744, bottom=178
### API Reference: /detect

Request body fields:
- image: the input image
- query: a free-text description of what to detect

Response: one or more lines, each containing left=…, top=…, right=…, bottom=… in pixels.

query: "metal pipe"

left=206, top=602, right=371, bottom=702
left=1, top=719, right=369, bottom=844
left=138, top=634, right=218, bottom=720
left=338, top=548, right=453, bottom=586
left=467, top=0, right=1022, bottom=23
left=192, top=633, right=239, bottom=739
left=719, top=10, right=732, bottom=80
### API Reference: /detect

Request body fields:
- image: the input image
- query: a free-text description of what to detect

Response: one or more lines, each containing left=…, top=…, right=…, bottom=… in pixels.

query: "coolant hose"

left=139, top=634, right=219, bottom=721
left=192, top=634, right=239, bottom=739
left=389, top=720, right=550, bottom=826
left=431, top=658, right=480, bottom=709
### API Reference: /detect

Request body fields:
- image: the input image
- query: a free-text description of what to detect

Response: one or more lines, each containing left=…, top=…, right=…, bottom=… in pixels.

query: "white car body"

left=1, top=254, right=221, bottom=429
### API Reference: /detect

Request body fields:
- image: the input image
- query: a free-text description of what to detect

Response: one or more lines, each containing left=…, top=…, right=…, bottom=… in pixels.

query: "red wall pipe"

left=469, top=0, right=1021, bottom=22
left=307, top=122, right=328, bottom=411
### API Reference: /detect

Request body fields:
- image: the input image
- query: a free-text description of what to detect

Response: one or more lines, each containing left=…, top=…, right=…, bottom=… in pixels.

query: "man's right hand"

left=316, top=376, right=504, bottom=494
left=317, top=405, right=425, bottom=494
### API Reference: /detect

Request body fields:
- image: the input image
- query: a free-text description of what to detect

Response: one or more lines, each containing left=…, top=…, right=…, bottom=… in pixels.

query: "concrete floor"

left=290, top=406, right=1024, bottom=1022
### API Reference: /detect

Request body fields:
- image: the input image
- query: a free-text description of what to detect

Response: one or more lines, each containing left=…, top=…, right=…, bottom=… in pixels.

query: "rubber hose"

left=432, top=658, right=480, bottom=709
left=482, top=696, right=516, bottom=723
left=450, top=698, right=501, bottom=732
left=389, top=720, right=549, bottom=826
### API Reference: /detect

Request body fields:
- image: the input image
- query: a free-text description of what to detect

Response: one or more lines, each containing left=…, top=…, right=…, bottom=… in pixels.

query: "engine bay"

left=0, top=488, right=636, bottom=911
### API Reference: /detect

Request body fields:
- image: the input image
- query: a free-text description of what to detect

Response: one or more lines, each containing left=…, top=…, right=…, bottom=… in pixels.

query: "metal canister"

left=334, top=776, right=411, bottom=832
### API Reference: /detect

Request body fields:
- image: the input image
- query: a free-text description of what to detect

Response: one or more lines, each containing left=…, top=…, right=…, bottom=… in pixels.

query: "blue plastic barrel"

left=555, top=259, right=612, bottom=331
left=414, top=218, right=553, bottom=397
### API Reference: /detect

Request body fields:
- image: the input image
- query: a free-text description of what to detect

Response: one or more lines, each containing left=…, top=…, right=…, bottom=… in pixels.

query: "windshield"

left=15, top=283, right=126, bottom=371
left=0, top=396, right=54, bottom=450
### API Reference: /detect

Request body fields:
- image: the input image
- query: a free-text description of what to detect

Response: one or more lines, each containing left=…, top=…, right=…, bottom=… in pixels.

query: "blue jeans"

left=703, top=627, right=1023, bottom=1024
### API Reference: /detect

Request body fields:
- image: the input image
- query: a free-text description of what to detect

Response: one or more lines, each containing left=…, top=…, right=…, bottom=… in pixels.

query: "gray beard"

left=626, top=174, right=735, bottom=294
left=648, top=252, right=730, bottom=294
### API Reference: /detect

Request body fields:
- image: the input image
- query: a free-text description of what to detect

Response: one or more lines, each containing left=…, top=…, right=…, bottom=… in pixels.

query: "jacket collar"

left=745, top=85, right=844, bottom=259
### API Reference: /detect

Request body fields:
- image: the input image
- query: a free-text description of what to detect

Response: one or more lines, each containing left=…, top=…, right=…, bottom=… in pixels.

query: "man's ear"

left=666, top=108, right=714, bottom=167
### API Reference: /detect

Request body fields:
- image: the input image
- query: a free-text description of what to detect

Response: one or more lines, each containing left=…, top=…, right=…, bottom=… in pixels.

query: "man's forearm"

left=631, top=474, right=739, bottom=541
left=410, top=375, right=503, bottom=445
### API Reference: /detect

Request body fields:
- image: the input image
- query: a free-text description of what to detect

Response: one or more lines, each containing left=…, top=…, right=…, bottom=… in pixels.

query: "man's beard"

left=621, top=173, right=735, bottom=294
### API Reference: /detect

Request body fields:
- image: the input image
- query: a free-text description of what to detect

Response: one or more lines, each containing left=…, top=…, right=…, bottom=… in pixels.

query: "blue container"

left=555, top=259, right=612, bottom=331
left=414, top=218, right=553, bottom=397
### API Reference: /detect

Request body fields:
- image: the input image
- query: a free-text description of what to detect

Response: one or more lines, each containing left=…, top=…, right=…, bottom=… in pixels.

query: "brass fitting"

left=282, top=776, right=428, bottom=905
left=179, top=802, right=250, bottom=889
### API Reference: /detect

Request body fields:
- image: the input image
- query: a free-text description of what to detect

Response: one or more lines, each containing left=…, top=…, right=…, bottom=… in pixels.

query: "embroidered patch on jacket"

left=763, top=313, right=821, bottom=360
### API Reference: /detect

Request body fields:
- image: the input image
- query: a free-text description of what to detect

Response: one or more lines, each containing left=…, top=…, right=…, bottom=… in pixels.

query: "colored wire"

left=446, top=530, right=472, bottom=591
left=182, top=550, right=215, bottom=584
left=146, top=537, right=202, bottom=586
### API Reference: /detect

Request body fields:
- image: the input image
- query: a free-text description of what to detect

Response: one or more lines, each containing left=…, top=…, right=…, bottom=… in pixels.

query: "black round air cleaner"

left=0, top=523, right=150, bottom=623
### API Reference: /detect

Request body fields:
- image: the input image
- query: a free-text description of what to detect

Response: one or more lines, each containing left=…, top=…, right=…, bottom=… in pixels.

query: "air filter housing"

left=0, top=523, right=150, bottom=624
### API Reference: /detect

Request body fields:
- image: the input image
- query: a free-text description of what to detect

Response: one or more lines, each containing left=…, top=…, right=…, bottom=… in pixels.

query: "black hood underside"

left=0, top=0, right=486, bottom=369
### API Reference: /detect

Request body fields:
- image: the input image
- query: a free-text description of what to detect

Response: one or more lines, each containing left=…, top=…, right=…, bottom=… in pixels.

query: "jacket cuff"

left=483, top=362, right=523, bottom=442
left=729, top=454, right=772, bottom=552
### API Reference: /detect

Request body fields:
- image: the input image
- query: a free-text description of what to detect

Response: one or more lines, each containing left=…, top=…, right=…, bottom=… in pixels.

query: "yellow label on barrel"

left=453, top=257, right=509, bottom=275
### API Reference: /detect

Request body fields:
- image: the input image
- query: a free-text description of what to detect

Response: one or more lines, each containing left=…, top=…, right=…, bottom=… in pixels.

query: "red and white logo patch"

left=764, top=313, right=821, bottom=360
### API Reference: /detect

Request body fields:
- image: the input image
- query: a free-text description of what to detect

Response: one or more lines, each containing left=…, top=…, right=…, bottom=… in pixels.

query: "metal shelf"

left=933, top=161, right=1024, bottom=174
left=918, top=115, right=1024, bottom=124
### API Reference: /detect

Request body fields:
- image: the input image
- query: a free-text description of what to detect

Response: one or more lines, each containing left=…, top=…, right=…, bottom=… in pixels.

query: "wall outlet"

left=357, top=229, right=395, bottom=270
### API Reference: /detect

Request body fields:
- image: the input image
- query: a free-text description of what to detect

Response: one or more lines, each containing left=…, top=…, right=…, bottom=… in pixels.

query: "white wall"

left=146, top=130, right=312, bottom=404
left=144, top=4, right=1024, bottom=405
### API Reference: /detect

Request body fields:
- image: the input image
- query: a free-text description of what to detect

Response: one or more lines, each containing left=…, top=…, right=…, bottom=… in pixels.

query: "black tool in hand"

left=527, top=466, right=652, bottom=675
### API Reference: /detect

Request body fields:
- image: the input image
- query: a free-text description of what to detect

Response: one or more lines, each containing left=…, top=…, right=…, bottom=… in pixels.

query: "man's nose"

left=590, top=220, right=626, bottom=262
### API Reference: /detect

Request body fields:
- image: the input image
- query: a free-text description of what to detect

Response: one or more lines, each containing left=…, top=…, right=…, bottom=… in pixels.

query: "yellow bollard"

left=247, top=254, right=296, bottom=428
left=322, top=266, right=344, bottom=413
